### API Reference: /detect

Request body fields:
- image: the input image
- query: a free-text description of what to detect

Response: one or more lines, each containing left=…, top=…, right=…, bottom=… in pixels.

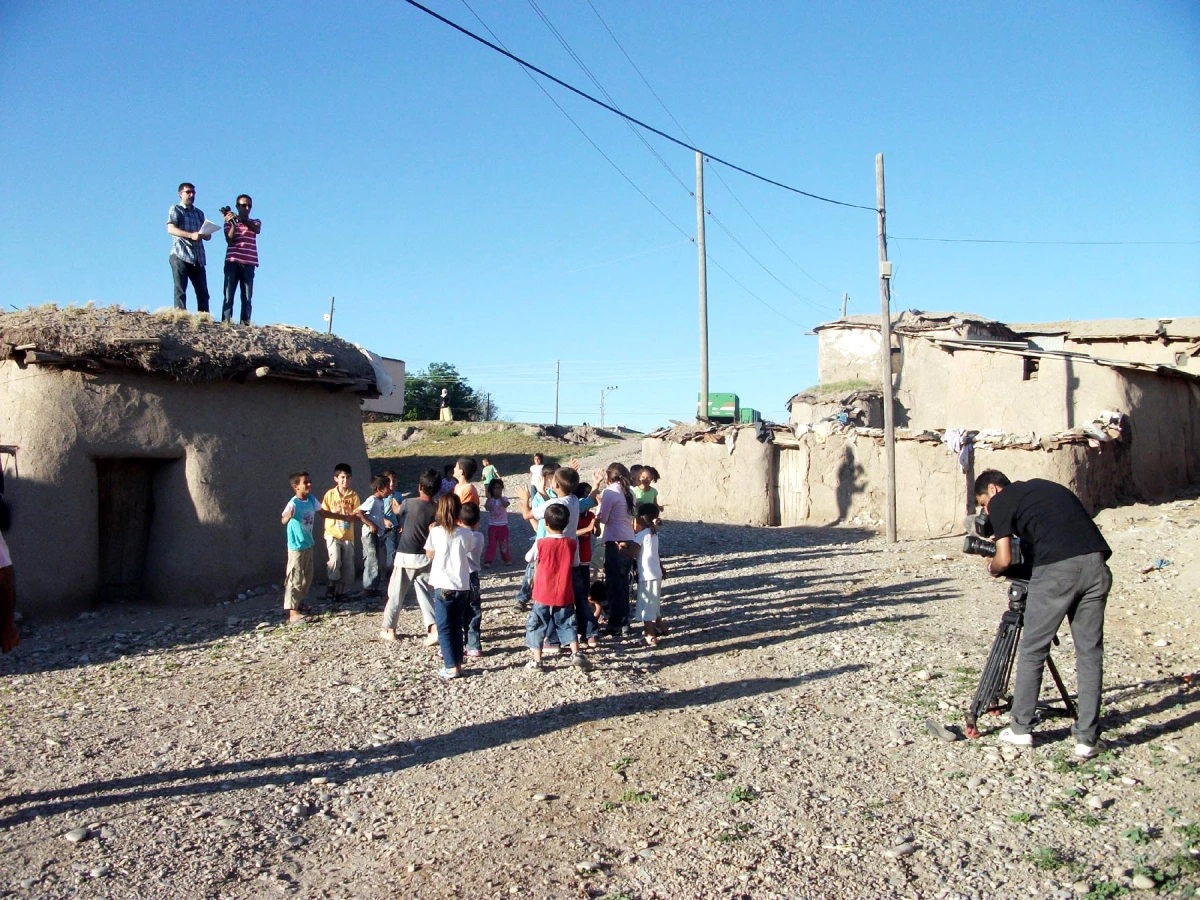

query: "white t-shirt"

left=632, top=529, right=662, bottom=581
left=529, top=464, right=544, bottom=490
left=358, top=495, right=387, bottom=540
left=467, top=530, right=485, bottom=573
left=424, top=525, right=472, bottom=591
left=531, top=494, right=582, bottom=566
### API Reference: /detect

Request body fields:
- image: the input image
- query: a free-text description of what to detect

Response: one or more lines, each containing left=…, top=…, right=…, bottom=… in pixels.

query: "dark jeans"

left=170, top=255, right=209, bottom=312
left=464, top=572, right=483, bottom=652
left=573, top=565, right=598, bottom=640
left=525, top=602, right=578, bottom=649
left=604, top=542, right=633, bottom=634
left=1010, top=552, right=1111, bottom=745
left=222, top=261, right=255, bottom=323
left=433, top=588, right=469, bottom=669
left=515, top=560, right=536, bottom=605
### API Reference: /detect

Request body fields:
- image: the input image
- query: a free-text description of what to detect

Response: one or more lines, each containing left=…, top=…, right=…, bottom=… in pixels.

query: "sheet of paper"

left=199, top=219, right=221, bottom=236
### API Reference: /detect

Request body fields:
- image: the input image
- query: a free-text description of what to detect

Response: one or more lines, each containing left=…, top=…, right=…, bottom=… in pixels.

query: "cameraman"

left=974, top=470, right=1112, bottom=758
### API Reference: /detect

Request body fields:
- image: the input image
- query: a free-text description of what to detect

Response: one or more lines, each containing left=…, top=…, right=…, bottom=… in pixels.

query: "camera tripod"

left=964, top=579, right=1077, bottom=739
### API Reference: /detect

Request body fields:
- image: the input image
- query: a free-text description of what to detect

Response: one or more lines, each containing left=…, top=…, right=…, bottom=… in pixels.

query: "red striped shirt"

left=225, top=219, right=260, bottom=266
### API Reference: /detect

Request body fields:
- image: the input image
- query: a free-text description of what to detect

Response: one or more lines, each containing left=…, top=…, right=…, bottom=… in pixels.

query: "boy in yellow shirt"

left=321, top=463, right=363, bottom=603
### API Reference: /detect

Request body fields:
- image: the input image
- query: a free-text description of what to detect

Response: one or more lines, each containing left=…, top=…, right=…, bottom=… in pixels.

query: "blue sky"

left=1, top=1, right=1197, bottom=430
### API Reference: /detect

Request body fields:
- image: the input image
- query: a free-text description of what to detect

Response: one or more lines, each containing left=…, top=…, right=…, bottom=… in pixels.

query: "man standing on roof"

left=166, top=182, right=212, bottom=313
left=222, top=194, right=261, bottom=324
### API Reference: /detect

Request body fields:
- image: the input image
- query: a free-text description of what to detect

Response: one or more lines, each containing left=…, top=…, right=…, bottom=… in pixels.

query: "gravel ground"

left=1, top=461, right=1197, bottom=899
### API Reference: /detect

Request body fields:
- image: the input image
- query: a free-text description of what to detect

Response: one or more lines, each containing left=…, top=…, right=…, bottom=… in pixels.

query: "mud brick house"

left=651, top=312, right=1200, bottom=533
left=0, top=306, right=383, bottom=615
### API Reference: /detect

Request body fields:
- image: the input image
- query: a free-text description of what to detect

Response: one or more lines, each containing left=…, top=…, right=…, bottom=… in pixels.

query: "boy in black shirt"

left=974, top=471, right=1112, bottom=758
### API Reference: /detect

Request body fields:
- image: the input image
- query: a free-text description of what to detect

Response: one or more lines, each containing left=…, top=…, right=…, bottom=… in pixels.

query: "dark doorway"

left=96, top=459, right=171, bottom=603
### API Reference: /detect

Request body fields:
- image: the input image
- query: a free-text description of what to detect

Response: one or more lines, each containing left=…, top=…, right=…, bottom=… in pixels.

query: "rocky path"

left=0, top=494, right=1197, bottom=899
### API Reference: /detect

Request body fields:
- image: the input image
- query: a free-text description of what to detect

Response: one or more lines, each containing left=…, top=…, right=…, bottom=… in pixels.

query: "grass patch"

left=1028, top=847, right=1069, bottom=871
left=618, top=790, right=652, bottom=803
left=1122, top=826, right=1154, bottom=846
left=796, top=379, right=877, bottom=399
left=1084, top=881, right=1130, bottom=899
left=727, top=786, right=759, bottom=803
left=364, top=421, right=628, bottom=491
left=717, top=824, right=752, bottom=843
left=610, top=756, right=636, bottom=772
left=1009, top=812, right=1034, bottom=823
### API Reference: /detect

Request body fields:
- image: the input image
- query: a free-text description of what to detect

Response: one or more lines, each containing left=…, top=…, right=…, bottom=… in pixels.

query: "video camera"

left=962, top=512, right=1030, bottom=580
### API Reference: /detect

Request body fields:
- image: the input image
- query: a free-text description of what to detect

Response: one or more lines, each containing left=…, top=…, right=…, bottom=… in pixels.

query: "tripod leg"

left=1044, top=654, right=1078, bottom=720
left=966, top=616, right=1021, bottom=738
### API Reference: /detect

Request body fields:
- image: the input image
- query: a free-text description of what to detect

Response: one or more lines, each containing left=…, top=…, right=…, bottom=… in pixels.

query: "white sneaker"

left=998, top=726, right=1033, bottom=748
left=1074, top=739, right=1105, bottom=759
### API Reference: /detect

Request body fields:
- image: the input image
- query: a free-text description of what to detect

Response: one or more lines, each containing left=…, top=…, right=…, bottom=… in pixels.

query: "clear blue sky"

left=2, top=1, right=1197, bottom=430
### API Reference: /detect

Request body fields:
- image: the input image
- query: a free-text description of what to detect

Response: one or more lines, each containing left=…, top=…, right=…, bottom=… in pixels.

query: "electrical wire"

left=891, top=236, right=1200, bottom=246
left=525, top=0, right=691, bottom=194
left=399, top=0, right=878, bottom=212
left=582, top=0, right=844, bottom=298
left=458, top=0, right=693, bottom=241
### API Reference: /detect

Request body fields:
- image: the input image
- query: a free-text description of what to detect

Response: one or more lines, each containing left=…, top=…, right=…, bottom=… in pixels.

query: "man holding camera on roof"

left=973, top=470, right=1112, bottom=759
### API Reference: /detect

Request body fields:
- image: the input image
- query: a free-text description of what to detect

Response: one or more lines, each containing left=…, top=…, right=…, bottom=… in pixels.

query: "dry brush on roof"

left=0, top=305, right=377, bottom=387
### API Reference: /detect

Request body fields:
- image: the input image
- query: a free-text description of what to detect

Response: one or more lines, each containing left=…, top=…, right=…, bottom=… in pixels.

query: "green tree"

left=402, top=363, right=494, bottom=421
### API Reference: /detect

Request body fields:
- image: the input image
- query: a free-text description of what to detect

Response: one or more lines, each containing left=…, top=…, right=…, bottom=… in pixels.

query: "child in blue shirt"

left=281, top=472, right=326, bottom=624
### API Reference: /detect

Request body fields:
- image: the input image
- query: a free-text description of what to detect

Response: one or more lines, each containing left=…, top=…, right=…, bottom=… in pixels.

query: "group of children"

left=279, top=453, right=667, bottom=677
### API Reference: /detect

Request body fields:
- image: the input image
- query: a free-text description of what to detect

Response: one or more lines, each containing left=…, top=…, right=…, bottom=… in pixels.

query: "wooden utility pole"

left=876, top=153, right=897, bottom=543
left=554, top=359, right=560, bottom=427
left=696, top=151, right=710, bottom=422
left=325, top=296, right=336, bottom=334
left=841, top=292, right=848, bottom=318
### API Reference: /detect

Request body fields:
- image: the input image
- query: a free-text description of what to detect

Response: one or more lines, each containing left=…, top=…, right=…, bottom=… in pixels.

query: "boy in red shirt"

left=524, top=503, right=588, bottom=671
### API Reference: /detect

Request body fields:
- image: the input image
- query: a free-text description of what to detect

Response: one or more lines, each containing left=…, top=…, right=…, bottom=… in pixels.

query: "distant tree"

left=403, top=363, right=495, bottom=421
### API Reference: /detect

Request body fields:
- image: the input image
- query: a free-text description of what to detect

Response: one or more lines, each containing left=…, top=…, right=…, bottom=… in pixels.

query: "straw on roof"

left=0, top=306, right=379, bottom=392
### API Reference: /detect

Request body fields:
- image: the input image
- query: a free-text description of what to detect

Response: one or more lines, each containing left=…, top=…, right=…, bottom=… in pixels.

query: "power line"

left=582, top=0, right=843, bottom=298
left=706, top=209, right=836, bottom=314
left=457, top=0, right=692, bottom=240
left=525, top=0, right=691, bottom=194
left=891, top=236, right=1200, bottom=246
left=399, top=0, right=878, bottom=212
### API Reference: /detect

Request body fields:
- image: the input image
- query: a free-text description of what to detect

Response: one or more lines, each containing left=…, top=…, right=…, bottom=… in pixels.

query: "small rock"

left=63, top=827, right=89, bottom=843
left=531, top=793, right=551, bottom=802
left=19, top=877, right=38, bottom=889
left=311, top=777, right=330, bottom=785
left=1073, top=881, right=1092, bottom=895
left=1132, top=873, right=1156, bottom=890
left=255, top=622, right=271, bottom=630
left=575, top=861, right=602, bottom=874
left=884, top=842, right=916, bottom=859
left=1153, top=639, right=1170, bottom=648
left=1120, top=776, right=1139, bottom=786
left=90, top=866, right=111, bottom=878
left=1086, top=795, right=1105, bottom=811
left=348, top=686, right=362, bottom=694
left=1113, top=865, right=1132, bottom=878
left=914, top=670, right=931, bottom=682
left=967, top=776, right=985, bottom=790
left=216, top=816, right=239, bottom=828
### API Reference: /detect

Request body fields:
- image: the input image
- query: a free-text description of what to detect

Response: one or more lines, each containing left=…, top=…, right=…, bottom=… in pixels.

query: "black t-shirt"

left=396, top=497, right=436, bottom=555
left=987, top=479, right=1111, bottom=569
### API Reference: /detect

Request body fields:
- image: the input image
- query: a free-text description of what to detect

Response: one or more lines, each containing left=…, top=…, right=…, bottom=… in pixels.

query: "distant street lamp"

left=600, top=385, right=618, bottom=427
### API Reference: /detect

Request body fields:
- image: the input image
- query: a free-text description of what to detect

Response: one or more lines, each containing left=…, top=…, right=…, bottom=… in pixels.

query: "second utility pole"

left=696, top=151, right=710, bottom=423
left=876, top=153, right=897, bottom=544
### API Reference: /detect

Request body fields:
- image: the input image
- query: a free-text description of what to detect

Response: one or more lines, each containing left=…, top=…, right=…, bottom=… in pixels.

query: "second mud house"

left=649, top=312, right=1200, bottom=533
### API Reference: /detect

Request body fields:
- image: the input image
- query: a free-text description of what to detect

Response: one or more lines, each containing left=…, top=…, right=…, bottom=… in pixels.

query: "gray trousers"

left=382, top=553, right=434, bottom=630
left=1010, top=552, right=1111, bottom=744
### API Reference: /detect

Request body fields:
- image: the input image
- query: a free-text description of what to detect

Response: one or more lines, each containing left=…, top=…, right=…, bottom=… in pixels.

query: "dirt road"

left=1, top=495, right=1197, bottom=899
